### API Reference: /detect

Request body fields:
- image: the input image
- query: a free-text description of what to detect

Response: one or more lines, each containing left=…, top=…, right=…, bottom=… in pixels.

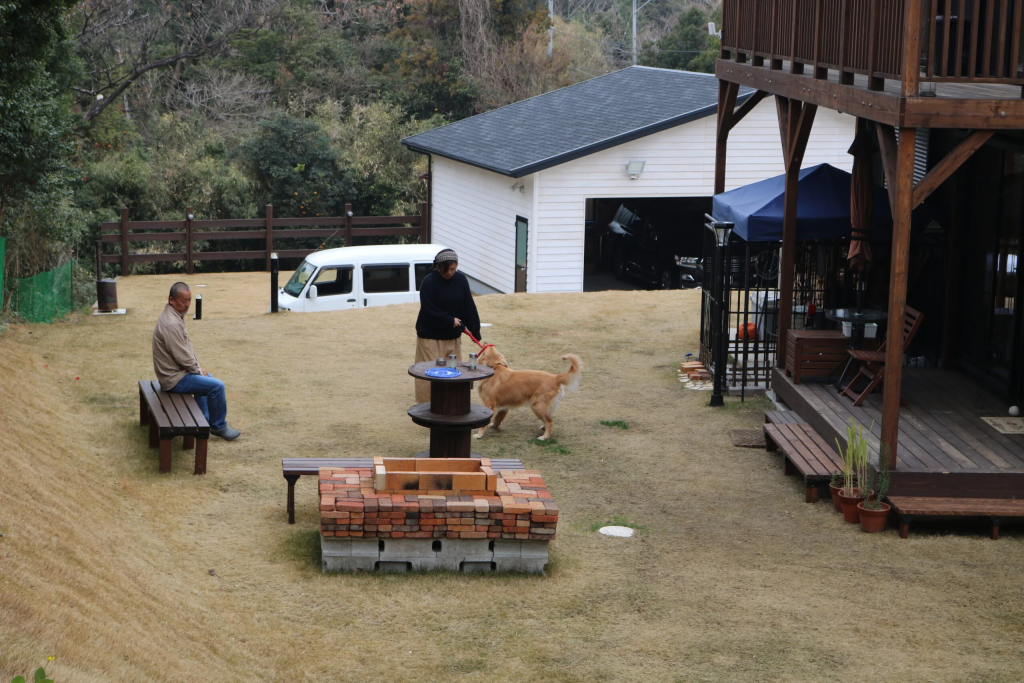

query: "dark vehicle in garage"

left=608, top=201, right=707, bottom=289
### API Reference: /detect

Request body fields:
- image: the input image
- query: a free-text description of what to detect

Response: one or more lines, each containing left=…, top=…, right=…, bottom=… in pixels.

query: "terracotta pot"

left=837, top=488, right=865, bottom=523
left=828, top=483, right=843, bottom=513
left=857, top=501, right=891, bottom=533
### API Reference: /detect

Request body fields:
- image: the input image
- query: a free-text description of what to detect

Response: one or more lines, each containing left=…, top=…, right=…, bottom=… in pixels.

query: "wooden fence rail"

left=98, top=203, right=430, bottom=276
left=722, top=0, right=1024, bottom=89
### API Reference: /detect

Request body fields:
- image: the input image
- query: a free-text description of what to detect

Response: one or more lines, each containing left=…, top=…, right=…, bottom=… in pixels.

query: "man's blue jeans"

left=170, top=373, right=227, bottom=431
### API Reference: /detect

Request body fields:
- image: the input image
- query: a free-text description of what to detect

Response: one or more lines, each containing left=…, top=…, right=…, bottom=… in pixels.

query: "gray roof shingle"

left=402, top=66, right=753, bottom=178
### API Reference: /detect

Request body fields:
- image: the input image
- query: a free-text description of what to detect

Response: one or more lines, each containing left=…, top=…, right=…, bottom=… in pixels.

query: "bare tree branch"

left=72, top=0, right=288, bottom=122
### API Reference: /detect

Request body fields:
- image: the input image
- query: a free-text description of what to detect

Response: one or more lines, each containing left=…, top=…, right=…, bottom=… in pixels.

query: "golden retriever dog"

left=474, top=345, right=582, bottom=441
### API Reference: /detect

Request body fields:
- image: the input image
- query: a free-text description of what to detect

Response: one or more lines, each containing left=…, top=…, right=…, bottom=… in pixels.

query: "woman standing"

left=414, top=249, right=481, bottom=403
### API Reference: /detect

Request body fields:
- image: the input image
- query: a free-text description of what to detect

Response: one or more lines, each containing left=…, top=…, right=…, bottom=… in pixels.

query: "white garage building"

left=403, top=66, right=856, bottom=294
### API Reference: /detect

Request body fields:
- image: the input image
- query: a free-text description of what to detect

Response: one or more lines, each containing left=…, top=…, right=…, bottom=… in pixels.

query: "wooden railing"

left=98, top=203, right=429, bottom=276
left=722, top=0, right=1024, bottom=89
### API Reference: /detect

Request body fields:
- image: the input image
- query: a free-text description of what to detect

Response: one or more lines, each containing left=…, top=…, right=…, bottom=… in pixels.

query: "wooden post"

left=344, top=203, right=353, bottom=247
left=420, top=202, right=429, bottom=243
left=716, top=81, right=740, bottom=195
left=901, top=0, right=923, bottom=96
left=120, top=207, right=129, bottom=277
left=775, top=96, right=817, bottom=368
left=880, top=127, right=917, bottom=469
left=185, top=206, right=193, bottom=275
left=265, top=205, right=274, bottom=271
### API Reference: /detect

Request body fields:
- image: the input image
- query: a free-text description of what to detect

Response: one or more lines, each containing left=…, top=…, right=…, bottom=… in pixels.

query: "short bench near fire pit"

left=319, top=458, right=557, bottom=573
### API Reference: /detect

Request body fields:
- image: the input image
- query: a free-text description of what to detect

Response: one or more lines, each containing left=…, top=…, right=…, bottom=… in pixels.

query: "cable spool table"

left=407, top=361, right=494, bottom=458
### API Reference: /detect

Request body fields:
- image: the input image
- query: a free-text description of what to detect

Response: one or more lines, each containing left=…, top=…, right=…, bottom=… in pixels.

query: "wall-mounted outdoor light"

left=626, top=160, right=645, bottom=180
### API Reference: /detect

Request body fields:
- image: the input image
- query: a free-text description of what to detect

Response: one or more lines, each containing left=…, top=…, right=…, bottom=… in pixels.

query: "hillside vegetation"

left=1, top=0, right=720, bottom=305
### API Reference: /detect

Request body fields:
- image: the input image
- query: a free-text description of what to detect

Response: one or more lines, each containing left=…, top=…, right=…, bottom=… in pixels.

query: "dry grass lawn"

left=2, top=273, right=1023, bottom=682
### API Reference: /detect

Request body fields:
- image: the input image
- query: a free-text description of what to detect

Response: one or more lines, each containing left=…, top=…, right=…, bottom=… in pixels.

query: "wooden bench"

left=784, top=329, right=849, bottom=384
left=763, top=422, right=843, bottom=503
left=282, top=456, right=525, bottom=524
left=887, top=496, right=1024, bottom=540
left=138, top=380, right=210, bottom=474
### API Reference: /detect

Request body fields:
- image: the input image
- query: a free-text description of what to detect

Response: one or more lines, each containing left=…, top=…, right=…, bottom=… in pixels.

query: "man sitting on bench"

left=153, top=282, right=241, bottom=441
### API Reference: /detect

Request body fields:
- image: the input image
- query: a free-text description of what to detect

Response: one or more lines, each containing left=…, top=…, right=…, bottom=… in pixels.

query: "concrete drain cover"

left=598, top=526, right=635, bottom=538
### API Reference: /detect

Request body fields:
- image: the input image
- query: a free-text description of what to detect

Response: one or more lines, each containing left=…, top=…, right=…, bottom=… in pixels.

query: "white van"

left=277, top=244, right=447, bottom=312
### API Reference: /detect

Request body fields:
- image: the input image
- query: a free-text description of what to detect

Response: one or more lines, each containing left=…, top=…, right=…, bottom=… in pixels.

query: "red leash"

left=463, top=327, right=494, bottom=355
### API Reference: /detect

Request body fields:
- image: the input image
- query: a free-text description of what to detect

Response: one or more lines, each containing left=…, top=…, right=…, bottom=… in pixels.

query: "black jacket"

left=415, top=271, right=481, bottom=341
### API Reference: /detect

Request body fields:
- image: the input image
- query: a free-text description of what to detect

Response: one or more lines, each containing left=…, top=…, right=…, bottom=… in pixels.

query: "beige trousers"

left=414, top=337, right=462, bottom=404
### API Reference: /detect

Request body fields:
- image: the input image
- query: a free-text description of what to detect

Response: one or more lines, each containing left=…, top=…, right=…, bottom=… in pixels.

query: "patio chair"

left=840, top=306, right=924, bottom=407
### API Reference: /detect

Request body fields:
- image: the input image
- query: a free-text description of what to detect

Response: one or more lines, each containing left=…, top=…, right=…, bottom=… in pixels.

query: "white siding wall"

left=533, top=101, right=855, bottom=292
left=429, top=100, right=855, bottom=293
left=430, top=156, right=533, bottom=294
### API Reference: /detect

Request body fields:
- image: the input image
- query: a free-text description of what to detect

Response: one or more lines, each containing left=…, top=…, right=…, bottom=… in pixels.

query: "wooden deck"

left=772, top=367, right=1024, bottom=498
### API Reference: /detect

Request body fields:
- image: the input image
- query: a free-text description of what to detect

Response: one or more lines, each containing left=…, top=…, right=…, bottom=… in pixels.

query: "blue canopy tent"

left=712, top=163, right=891, bottom=242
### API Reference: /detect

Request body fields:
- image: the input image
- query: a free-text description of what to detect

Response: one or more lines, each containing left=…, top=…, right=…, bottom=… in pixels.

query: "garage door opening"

left=584, top=197, right=712, bottom=292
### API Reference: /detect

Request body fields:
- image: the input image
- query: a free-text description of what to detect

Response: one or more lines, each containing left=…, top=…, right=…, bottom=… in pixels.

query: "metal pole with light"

left=270, top=252, right=279, bottom=313
left=705, top=216, right=734, bottom=407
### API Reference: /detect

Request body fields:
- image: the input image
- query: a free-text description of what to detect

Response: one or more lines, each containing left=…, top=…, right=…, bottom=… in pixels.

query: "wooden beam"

left=717, top=80, right=740, bottom=135
left=775, top=98, right=817, bottom=368
left=875, top=123, right=899, bottom=216
left=775, top=95, right=791, bottom=153
left=912, top=130, right=995, bottom=209
left=725, top=90, right=769, bottom=134
left=901, top=0, right=923, bottom=97
left=715, top=81, right=741, bottom=195
left=716, top=61, right=901, bottom=126
left=881, top=127, right=917, bottom=469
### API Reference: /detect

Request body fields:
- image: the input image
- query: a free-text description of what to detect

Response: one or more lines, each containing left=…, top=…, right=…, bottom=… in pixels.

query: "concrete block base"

left=320, top=536, right=548, bottom=574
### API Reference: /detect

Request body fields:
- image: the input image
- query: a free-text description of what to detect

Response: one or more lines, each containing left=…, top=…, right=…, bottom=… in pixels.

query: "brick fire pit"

left=319, top=457, right=557, bottom=572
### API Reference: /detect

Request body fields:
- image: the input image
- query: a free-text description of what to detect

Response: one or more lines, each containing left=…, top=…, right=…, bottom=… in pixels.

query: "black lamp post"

left=706, top=217, right=734, bottom=407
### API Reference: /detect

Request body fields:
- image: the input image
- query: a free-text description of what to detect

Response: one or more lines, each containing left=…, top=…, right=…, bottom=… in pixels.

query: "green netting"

left=13, top=261, right=73, bottom=323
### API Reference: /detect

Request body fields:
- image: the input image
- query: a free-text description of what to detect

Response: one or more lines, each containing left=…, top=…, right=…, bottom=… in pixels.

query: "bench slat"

left=888, top=496, right=1024, bottom=516
left=139, top=380, right=173, bottom=429
left=283, top=457, right=525, bottom=475
left=154, top=390, right=186, bottom=430
left=168, top=392, right=198, bottom=429
left=149, top=380, right=208, bottom=431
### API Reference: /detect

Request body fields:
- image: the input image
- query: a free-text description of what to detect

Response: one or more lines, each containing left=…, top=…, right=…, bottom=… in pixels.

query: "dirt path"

left=1, top=273, right=1022, bottom=682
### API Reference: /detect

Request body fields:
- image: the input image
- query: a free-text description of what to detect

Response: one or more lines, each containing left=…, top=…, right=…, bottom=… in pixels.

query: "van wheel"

left=659, top=268, right=676, bottom=290
left=613, top=251, right=626, bottom=280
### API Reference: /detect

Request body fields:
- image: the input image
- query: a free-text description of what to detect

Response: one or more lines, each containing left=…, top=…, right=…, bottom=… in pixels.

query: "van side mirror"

left=307, top=284, right=317, bottom=301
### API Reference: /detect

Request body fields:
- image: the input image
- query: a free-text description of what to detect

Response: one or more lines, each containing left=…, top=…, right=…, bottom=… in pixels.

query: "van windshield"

left=284, top=261, right=316, bottom=297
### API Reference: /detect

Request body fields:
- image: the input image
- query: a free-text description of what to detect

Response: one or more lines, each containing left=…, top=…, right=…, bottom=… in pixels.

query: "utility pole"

left=632, top=0, right=637, bottom=65
left=632, top=0, right=654, bottom=66
left=547, top=0, right=554, bottom=58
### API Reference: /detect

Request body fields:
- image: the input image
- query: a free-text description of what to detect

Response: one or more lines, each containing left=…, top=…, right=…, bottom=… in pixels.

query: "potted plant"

left=828, top=470, right=846, bottom=513
left=836, top=418, right=872, bottom=524
left=857, top=449, right=891, bottom=533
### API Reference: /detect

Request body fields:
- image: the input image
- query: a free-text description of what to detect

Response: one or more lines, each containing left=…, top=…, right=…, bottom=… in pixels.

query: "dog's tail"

left=558, top=354, right=583, bottom=393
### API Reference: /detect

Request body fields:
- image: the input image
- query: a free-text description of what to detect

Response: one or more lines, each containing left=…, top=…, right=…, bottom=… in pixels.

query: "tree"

left=72, top=0, right=288, bottom=122
left=642, top=5, right=720, bottom=73
left=0, top=0, right=82, bottom=277
left=241, top=113, right=355, bottom=217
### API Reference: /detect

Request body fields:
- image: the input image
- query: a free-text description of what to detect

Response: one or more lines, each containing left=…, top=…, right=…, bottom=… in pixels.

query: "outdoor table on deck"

left=408, top=361, right=494, bottom=458
left=825, top=308, right=887, bottom=392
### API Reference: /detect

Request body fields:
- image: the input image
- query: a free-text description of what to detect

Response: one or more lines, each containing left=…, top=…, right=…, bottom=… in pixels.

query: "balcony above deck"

left=719, top=0, right=1024, bottom=129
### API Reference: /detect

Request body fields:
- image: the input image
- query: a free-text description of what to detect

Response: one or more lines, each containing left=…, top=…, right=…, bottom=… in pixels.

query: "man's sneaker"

left=211, top=426, right=241, bottom=441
